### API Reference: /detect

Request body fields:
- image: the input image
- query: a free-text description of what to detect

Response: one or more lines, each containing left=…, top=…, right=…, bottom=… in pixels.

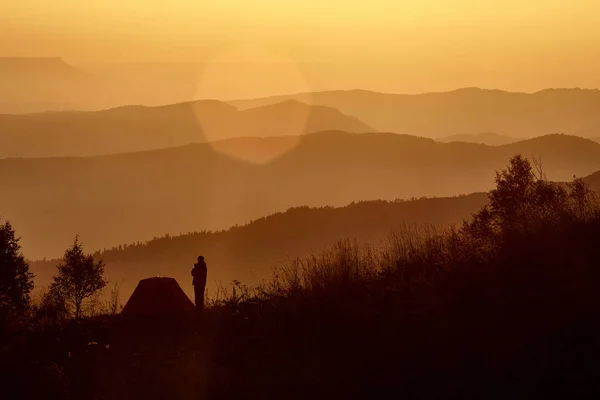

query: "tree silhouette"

left=489, top=154, right=536, bottom=224
left=50, top=236, right=107, bottom=319
left=464, top=155, right=600, bottom=241
left=0, top=220, right=34, bottom=314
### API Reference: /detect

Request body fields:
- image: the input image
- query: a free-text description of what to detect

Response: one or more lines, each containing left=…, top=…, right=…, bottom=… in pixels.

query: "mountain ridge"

left=0, top=100, right=374, bottom=157
left=230, top=88, right=600, bottom=139
left=3, top=131, right=600, bottom=262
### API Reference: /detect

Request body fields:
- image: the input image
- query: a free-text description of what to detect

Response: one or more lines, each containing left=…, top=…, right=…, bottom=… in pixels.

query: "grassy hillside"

left=231, top=87, right=600, bottom=139
left=0, top=100, right=373, bottom=157
left=3, top=131, right=600, bottom=260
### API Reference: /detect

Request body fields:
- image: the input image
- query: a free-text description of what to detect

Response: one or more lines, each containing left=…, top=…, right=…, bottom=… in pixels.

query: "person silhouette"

left=191, top=256, right=207, bottom=312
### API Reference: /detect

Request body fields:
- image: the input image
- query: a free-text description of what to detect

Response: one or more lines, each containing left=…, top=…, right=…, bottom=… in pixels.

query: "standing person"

left=191, top=256, right=207, bottom=312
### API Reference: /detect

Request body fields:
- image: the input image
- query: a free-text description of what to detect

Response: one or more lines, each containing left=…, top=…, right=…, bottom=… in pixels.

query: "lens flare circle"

left=194, top=42, right=312, bottom=164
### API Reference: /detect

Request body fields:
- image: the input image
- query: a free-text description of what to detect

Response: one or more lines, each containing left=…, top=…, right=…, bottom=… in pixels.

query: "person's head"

left=197, top=255, right=204, bottom=263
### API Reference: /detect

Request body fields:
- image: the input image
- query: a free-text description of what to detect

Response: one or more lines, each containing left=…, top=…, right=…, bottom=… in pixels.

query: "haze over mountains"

left=0, top=58, right=204, bottom=114
left=4, top=56, right=600, bottom=299
left=0, top=57, right=106, bottom=113
left=4, top=58, right=600, bottom=142
left=231, top=88, right=600, bottom=139
left=3, top=131, right=600, bottom=262
left=0, top=99, right=372, bottom=157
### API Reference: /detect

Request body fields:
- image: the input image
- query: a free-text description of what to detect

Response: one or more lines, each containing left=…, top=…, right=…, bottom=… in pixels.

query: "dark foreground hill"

left=231, top=87, right=600, bottom=138
left=0, top=99, right=373, bottom=157
left=30, top=193, right=488, bottom=300
left=3, top=131, right=600, bottom=260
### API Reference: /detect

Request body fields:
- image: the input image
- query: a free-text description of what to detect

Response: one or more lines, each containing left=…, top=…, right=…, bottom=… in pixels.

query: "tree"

left=464, top=155, right=600, bottom=241
left=488, top=154, right=537, bottom=227
left=50, top=236, right=107, bottom=319
left=567, top=176, right=599, bottom=219
left=0, top=220, right=34, bottom=314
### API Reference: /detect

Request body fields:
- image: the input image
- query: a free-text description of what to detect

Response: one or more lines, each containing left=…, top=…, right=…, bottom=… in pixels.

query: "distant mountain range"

left=30, top=193, right=488, bottom=300
left=230, top=88, right=600, bottom=139
left=438, top=132, right=522, bottom=146
left=0, top=99, right=373, bottom=157
left=3, top=131, right=600, bottom=261
left=3, top=58, right=600, bottom=141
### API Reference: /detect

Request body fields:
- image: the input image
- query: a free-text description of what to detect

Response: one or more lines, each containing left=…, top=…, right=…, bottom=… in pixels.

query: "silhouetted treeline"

left=4, top=155, right=600, bottom=399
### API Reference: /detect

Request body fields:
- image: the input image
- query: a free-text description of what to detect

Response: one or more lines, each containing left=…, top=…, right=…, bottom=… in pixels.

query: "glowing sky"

left=2, top=0, right=600, bottom=93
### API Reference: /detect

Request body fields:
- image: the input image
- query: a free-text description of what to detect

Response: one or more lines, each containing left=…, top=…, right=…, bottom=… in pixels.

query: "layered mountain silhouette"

left=3, top=131, right=600, bottom=261
left=439, top=132, right=521, bottom=146
left=30, top=193, right=488, bottom=300
left=0, top=100, right=373, bottom=157
left=5, top=59, right=600, bottom=141
left=230, top=88, right=600, bottom=139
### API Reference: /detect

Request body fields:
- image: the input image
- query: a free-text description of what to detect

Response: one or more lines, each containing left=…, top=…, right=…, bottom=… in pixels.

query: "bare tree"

left=105, top=281, right=122, bottom=315
left=50, top=236, right=107, bottom=319
left=531, top=155, right=546, bottom=181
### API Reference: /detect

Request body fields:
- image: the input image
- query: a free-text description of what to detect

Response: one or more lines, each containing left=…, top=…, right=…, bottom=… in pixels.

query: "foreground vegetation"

left=2, top=155, right=600, bottom=399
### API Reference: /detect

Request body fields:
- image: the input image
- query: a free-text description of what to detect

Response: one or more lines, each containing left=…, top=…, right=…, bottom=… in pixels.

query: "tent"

left=121, top=277, right=195, bottom=315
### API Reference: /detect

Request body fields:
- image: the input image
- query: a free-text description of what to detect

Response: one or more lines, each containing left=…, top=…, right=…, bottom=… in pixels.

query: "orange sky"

left=2, top=1, right=600, bottom=94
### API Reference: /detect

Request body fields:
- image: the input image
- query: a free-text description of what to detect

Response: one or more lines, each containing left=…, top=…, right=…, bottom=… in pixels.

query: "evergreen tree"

left=0, top=220, right=34, bottom=314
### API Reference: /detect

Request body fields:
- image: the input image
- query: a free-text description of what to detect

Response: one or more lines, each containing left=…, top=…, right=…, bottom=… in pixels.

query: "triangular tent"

left=121, top=277, right=195, bottom=315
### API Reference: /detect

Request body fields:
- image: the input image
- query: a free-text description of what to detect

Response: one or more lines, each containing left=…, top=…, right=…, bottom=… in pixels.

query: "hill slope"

left=0, top=100, right=373, bottom=157
left=438, top=132, right=522, bottom=146
left=230, top=88, right=600, bottom=139
left=584, top=170, right=600, bottom=193
left=2, top=131, right=600, bottom=260
left=30, top=193, right=488, bottom=300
